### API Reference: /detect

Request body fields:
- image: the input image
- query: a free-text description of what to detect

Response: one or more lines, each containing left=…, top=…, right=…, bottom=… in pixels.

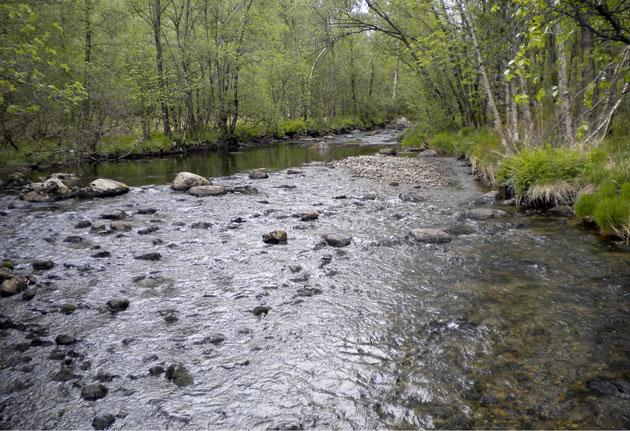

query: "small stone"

left=92, top=251, right=111, bottom=258
left=165, top=364, right=193, bottom=387
left=100, top=210, right=127, bottom=220
left=75, top=220, right=92, bottom=228
left=289, top=265, right=302, bottom=273
left=399, top=192, right=425, bottom=202
left=286, top=169, right=303, bottom=175
left=379, top=148, right=397, bottom=156
left=137, top=208, right=158, bottom=215
left=92, top=414, right=116, bottom=430
left=60, top=304, right=76, bottom=314
left=149, top=365, right=165, bottom=376
left=106, top=299, right=129, bottom=313
left=64, top=235, right=84, bottom=243
left=138, top=226, right=160, bottom=235
left=55, top=334, right=77, bottom=345
left=32, top=260, right=54, bottom=271
left=81, top=383, right=108, bottom=401
left=21, top=290, right=35, bottom=301
left=191, top=222, right=212, bottom=229
left=295, top=287, right=322, bottom=297
left=322, top=233, right=351, bottom=247
left=262, top=230, right=287, bottom=244
left=134, top=252, right=161, bottom=261
left=252, top=305, right=270, bottom=317
left=465, top=208, right=507, bottom=220
left=409, top=228, right=452, bottom=243
left=300, top=211, right=319, bottom=221
left=109, top=221, right=132, bottom=232
left=417, top=149, right=437, bottom=157
left=548, top=205, right=573, bottom=217
left=249, top=169, right=269, bottom=179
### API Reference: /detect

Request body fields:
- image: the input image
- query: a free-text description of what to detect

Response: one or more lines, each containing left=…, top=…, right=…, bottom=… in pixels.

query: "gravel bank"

left=332, top=154, right=452, bottom=187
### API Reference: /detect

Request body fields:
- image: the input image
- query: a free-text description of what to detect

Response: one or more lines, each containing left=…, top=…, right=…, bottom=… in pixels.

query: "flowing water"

left=0, top=129, right=629, bottom=429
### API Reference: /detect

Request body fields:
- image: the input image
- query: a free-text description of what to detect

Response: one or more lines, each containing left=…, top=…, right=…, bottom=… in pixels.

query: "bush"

left=575, top=193, right=597, bottom=221
left=593, top=197, right=630, bottom=237
left=401, top=127, right=427, bottom=149
left=497, top=147, right=584, bottom=204
left=277, top=119, right=307, bottom=137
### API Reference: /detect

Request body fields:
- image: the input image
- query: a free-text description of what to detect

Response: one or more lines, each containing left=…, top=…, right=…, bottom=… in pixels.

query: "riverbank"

left=400, top=126, right=630, bottom=243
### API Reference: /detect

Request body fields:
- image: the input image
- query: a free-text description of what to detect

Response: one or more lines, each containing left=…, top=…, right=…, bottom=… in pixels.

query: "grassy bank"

left=0, top=116, right=387, bottom=169
left=401, top=126, right=630, bottom=241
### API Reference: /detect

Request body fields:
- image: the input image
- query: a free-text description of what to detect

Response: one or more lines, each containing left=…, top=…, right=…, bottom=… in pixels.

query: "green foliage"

left=277, top=119, right=307, bottom=137
left=593, top=197, right=630, bottom=238
left=497, top=147, right=584, bottom=201
left=575, top=193, right=597, bottom=220
left=401, top=127, right=427, bottom=149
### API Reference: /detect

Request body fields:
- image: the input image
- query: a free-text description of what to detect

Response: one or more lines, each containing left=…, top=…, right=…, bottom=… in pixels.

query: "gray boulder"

left=81, top=179, right=129, bottom=198
left=21, top=178, right=74, bottom=202
left=249, top=169, right=269, bottom=179
left=465, top=208, right=507, bottom=220
left=1, top=276, right=27, bottom=297
left=322, top=233, right=351, bottom=247
left=171, top=172, right=211, bottom=191
left=416, top=149, right=437, bottom=158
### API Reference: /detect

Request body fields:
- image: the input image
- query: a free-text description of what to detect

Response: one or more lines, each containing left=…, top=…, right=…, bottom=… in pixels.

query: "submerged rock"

left=465, top=208, right=507, bottom=220
left=252, top=305, right=270, bottom=317
left=263, top=230, right=287, bottom=244
left=92, top=414, right=116, bottom=430
left=81, top=383, right=108, bottom=401
left=548, top=205, right=573, bottom=217
left=100, top=210, right=127, bottom=220
left=399, top=192, right=425, bottom=202
left=249, top=169, right=269, bottom=179
left=75, top=220, right=92, bottom=228
left=379, top=148, right=397, bottom=156
left=135, top=252, right=162, bottom=261
left=80, top=179, right=129, bottom=198
left=172, top=172, right=211, bottom=191
left=286, top=169, right=303, bottom=175
left=106, top=299, right=129, bottom=313
left=409, top=228, right=452, bottom=243
left=55, top=334, right=77, bottom=345
left=322, top=233, right=351, bottom=247
left=32, top=260, right=54, bottom=271
left=187, top=185, right=226, bottom=197
left=165, top=364, right=193, bottom=387
left=138, top=226, right=160, bottom=235
left=417, top=149, right=437, bottom=157
left=60, top=304, right=76, bottom=315
left=109, top=221, right=132, bottom=232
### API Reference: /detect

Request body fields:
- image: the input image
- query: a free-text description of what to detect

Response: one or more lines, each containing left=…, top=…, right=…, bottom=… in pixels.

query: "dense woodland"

left=0, top=1, right=629, bottom=235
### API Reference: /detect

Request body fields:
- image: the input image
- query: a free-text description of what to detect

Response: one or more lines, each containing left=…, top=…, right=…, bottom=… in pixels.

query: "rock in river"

left=409, top=228, right=452, bottom=243
left=165, top=364, right=193, bottom=387
left=109, top=221, right=132, bottom=232
left=55, top=334, right=77, bottom=345
left=1, top=276, right=27, bottom=297
left=32, top=260, right=54, bottom=270
left=187, top=185, right=226, bottom=197
left=465, top=208, right=507, bottom=220
left=300, top=211, right=319, bottom=221
left=81, top=383, right=108, bottom=401
left=92, top=414, right=116, bottom=430
left=106, top=299, right=129, bottom=313
left=249, top=169, right=269, bottom=179
left=263, top=230, right=287, bottom=244
left=80, top=179, right=129, bottom=198
left=21, top=178, right=74, bottom=202
left=135, top=252, right=162, bottom=261
left=171, top=172, right=211, bottom=191
left=322, top=233, right=351, bottom=247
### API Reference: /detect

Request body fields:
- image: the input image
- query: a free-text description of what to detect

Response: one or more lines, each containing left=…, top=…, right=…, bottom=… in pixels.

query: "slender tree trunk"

left=153, top=0, right=171, bottom=137
left=554, top=22, right=573, bottom=146
left=459, top=0, right=508, bottom=150
left=81, top=0, right=92, bottom=129
left=520, top=76, right=534, bottom=145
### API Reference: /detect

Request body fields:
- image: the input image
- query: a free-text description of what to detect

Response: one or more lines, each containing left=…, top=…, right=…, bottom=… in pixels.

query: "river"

left=1, top=129, right=629, bottom=429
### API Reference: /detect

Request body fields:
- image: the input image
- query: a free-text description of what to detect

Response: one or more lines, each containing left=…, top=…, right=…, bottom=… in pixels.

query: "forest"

left=0, top=0, right=629, bottom=238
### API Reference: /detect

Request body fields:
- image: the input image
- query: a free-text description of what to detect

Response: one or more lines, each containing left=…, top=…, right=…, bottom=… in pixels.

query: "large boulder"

left=21, top=178, right=74, bottom=202
left=262, top=230, right=287, bottom=244
left=80, top=179, right=129, bottom=198
left=409, top=228, right=452, bottom=243
left=187, top=185, right=226, bottom=197
left=172, top=172, right=211, bottom=191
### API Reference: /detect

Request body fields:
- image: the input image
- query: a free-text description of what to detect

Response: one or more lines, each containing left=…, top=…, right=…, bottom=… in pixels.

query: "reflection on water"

left=35, top=132, right=392, bottom=187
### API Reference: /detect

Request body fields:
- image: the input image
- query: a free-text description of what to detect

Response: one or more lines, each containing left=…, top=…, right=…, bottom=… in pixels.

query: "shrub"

left=468, top=129, right=502, bottom=184
left=497, top=147, right=584, bottom=204
left=593, top=197, right=630, bottom=238
left=277, top=119, right=307, bottom=137
left=401, top=127, right=427, bottom=149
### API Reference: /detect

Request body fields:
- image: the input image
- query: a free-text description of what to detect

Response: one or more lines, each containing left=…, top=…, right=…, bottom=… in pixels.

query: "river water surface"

left=1, top=130, right=629, bottom=429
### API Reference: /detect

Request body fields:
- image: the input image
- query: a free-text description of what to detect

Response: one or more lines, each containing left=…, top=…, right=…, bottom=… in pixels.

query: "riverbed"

left=1, top=130, right=629, bottom=429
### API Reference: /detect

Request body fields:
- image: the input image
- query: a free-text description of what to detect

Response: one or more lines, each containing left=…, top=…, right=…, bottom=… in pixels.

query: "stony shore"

left=332, top=154, right=452, bottom=187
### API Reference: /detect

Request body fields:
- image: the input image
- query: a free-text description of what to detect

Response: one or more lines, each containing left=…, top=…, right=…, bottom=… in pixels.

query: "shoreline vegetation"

left=400, top=124, right=630, bottom=243
left=0, top=116, right=392, bottom=170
